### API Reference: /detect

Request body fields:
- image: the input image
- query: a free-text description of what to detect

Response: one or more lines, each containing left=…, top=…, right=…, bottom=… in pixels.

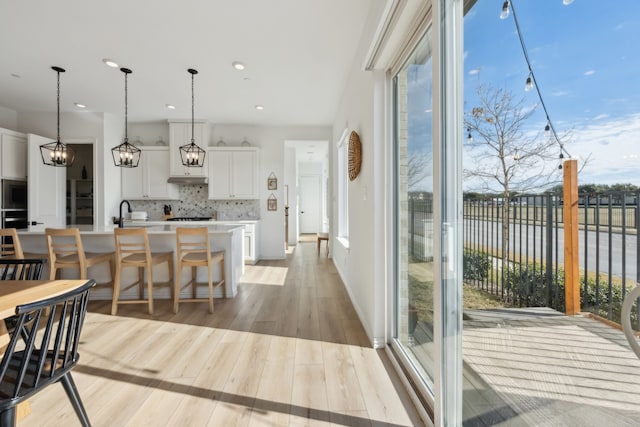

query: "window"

left=337, top=130, right=349, bottom=244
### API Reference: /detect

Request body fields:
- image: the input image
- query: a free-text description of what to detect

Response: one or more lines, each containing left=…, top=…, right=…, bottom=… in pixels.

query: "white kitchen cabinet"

left=243, top=222, right=259, bottom=264
left=1, top=130, right=27, bottom=179
left=215, top=221, right=259, bottom=264
left=121, top=147, right=179, bottom=199
left=168, top=120, right=209, bottom=177
left=208, top=147, right=259, bottom=199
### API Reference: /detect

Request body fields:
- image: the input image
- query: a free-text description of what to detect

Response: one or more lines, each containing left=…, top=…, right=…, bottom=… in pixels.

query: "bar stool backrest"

left=45, top=228, right=86, bottom=267
left=113, top=228, right=152, bottom=264
left=176, top=227, right=211, bottom=261
left=0, top=228, right=24, bottom=259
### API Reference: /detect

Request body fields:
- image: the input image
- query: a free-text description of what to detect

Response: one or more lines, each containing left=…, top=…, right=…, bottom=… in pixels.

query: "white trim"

left=384, top=346, right=435, bottom=426
left=363, top=0, right=407, bottom=71
left=336, top=236, right=350, bottom=251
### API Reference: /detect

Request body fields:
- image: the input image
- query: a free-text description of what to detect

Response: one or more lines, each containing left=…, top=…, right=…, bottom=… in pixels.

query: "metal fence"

left=408, top=192, right=640, bottom=328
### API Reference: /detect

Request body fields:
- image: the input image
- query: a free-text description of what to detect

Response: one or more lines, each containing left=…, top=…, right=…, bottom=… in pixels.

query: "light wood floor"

left=20, top=241, right=424, bottom=426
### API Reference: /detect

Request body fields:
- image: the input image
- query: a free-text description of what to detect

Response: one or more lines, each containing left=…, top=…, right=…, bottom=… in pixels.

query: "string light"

left=525, top=74, right=533, bottom=91
left=500, top=1, right=510, bottom=19
left=500, top=0, right=572, bottom=162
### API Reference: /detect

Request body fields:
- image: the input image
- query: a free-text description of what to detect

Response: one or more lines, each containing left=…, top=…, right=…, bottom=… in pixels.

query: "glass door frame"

left=386, top=0, right=464, bottom=424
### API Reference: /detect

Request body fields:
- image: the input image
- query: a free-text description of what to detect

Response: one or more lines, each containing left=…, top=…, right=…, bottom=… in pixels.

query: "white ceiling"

left=0, top=0, right=384, bottom=127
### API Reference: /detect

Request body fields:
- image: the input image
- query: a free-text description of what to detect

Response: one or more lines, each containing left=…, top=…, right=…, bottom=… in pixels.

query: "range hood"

left=167, top=176, right=208, bottom=185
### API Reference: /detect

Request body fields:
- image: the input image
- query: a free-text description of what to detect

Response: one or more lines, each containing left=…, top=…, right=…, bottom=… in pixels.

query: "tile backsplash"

left=127, top=185, right=259, bottom=220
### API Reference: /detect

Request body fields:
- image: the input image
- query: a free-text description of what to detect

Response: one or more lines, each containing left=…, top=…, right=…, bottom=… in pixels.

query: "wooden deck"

left=463, top=307, right=640, bottom=426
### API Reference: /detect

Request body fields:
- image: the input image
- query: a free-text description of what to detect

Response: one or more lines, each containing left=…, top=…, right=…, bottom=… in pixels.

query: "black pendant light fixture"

left=179, top=68, right=206, bottom=167
left=40, top=66, right=75, bottom=167
left=111, top=68, right=141, bottom=167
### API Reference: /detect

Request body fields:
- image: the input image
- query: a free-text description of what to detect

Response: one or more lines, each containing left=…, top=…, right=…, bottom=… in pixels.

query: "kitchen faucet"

left=118, top=200, right=131, bottom=228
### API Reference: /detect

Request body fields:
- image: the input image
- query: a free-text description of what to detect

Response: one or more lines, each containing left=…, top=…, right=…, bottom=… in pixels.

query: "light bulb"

left=544, top=123, right=550, bottom=137
left=525, top=76, right=533, bottom=91
left=500, top=1, right=510, bottom=19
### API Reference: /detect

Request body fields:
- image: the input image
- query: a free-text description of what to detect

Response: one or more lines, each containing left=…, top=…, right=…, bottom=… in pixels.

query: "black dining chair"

left=0, top=258, right=47, bottom=281
left=0, top=258, right=48, bottom=342
left=0, top=279, right=96, bottom=427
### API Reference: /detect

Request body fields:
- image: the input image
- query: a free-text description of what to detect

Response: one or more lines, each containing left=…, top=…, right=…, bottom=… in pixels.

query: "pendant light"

left=179, top=68, right=206, bottom=167
left=111, top=68, right=141, bottom=167
left=40, top=66, right=75, bottom=167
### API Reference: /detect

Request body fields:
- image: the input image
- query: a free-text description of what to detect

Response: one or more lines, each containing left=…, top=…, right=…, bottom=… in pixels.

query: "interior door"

left=299, top=174, right=321, bottom=234
left=27, top=134, right=65, bottom=230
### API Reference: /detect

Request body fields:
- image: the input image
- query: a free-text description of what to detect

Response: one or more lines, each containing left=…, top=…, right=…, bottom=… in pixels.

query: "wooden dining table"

left=0, top=279, right=89, bottom=420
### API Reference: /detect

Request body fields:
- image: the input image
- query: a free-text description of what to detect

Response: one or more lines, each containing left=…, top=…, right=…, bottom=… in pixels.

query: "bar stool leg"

left=146, top=266, right=154, bottom=315
left=207, top=264, right=214, bottom=314
left=111, top=266, right=121, bottom=316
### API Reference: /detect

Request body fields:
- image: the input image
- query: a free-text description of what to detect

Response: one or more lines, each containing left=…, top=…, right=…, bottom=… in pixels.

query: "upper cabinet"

left=208, top=147, right=259, bottom=199
left=168, top=120, right=209, bottom=177
left=1, top=129, right=27, bottom=179
left=122, top=147, right=179, bottom=200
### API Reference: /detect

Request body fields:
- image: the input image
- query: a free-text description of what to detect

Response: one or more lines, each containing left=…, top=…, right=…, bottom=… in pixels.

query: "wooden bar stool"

left=112, top=228, right=174, bottom=315
left=0, top=228, right=23, bottom=258
left=317, top=232, right=329, bottom=256
left=174, top=227, right=225, bottom=314
left=45, top=227, right=115, bottom=285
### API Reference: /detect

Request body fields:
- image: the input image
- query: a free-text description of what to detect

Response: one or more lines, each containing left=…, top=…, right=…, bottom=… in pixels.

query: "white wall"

left=103, top=113, right=124, bottom=225
left=284, top=146, right=297, bottom=246
left=0, top=105, right=18, bottom=130
left=330, top=3, right=388, bottom=347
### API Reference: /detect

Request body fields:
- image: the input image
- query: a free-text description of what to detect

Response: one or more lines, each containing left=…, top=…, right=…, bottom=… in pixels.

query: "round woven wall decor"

left=348, top=131, right=362, bottom=181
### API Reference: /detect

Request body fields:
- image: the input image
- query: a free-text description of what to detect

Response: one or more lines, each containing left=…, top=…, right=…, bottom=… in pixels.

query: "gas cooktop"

left=165, top=217, right=212, bottom=222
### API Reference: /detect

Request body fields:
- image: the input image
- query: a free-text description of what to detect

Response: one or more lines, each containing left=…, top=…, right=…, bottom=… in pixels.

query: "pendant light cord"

left=56, top=69, right=61, bottom=142
left=191, top=71, right=195, bottom=144
left=124, top=71, right=128, bottom=141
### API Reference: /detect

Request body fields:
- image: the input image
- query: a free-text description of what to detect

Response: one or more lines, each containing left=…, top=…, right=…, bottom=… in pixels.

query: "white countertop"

left=18, top=223, right=244, bottom=235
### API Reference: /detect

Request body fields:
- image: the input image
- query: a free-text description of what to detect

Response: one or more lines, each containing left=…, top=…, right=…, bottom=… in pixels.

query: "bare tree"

left=408, top=150, right=432, bottom=191
left=465, top=84, right=561, bottom=196
left=465, top=84, right=563, bottom=267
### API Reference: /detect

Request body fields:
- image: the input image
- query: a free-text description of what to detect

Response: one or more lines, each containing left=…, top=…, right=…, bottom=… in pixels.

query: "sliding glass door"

left=391, top=1, right=464, bottom=423
left=393, top=28, right=436, bottom=389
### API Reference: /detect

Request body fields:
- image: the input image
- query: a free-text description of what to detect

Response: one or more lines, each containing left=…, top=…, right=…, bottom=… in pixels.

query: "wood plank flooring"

left=19, top=240, right=424, bottom=426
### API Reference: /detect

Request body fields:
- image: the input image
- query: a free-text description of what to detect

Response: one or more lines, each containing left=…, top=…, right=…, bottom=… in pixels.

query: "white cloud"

left=552, top=90, right=569, bottom=97
left=584, top=70, right=596, bottom=76
left=569, top=113, right=640, bottom=185
left=593, top=114, right=609, bottom=121
left=469, top=68, right=480, bottom=75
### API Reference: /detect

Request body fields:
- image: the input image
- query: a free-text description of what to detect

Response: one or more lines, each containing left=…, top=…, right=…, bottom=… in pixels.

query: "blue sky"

left=463, top=0, right=640, bottom=186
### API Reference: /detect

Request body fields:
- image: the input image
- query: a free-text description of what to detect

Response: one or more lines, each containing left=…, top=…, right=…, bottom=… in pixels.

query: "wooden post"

left=563, top=159, right=580, bottom=315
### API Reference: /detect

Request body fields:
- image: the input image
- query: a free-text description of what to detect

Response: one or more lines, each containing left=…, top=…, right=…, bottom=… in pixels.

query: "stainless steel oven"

left=1, top=179, right=27, bottom=229
left=2, top=179, right=27, bottom=210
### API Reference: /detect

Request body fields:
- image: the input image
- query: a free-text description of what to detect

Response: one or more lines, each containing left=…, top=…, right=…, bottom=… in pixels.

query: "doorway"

left=66, top=144, right=94, bottom=225
left=298, top=174, right=321, bottom=234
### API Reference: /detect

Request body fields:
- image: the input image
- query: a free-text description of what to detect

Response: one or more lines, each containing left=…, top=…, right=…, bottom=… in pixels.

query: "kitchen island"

left=17, top=223, right=244, bottom=301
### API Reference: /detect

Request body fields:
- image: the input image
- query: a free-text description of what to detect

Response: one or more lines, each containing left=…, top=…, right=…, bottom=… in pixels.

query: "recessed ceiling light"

left=166, top=104, right=176, bottom=110
left=10, top=73, right=20, bottom=78
left=102, top=58, right=119, bottom=68
left=232, top=61, right=246, bottom=70
left=255, top=105, right=264, bottom=110
left=74, top=103, right=87, bottom=109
